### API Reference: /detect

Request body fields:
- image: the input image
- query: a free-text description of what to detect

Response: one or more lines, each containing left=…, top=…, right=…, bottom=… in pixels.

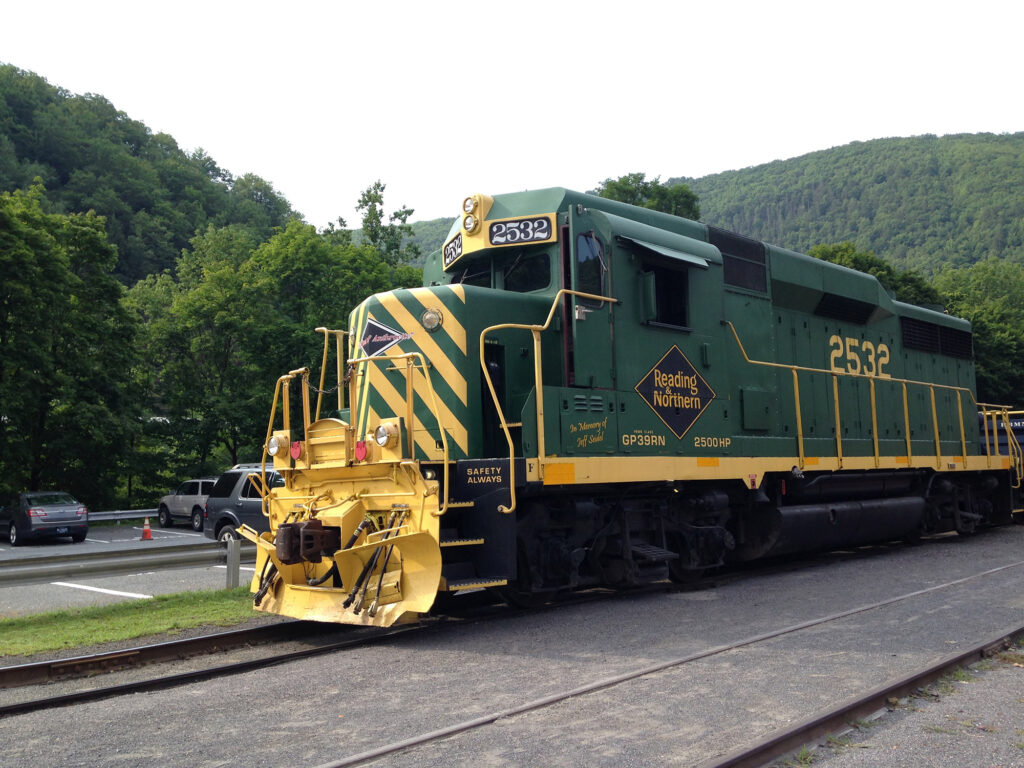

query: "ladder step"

left=445, top=501, right=475, bottom=508
left=443, top=577, right=508, bottom=591
left=440, top=538, right=484, bottom=548
left=631, top=543, right=679, bottom=561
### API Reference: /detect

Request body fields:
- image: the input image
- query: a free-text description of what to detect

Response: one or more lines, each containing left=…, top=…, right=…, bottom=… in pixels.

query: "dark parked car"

left=203, top=465, right=283, bottom=542
left=157, top=477, right=215, bottom=531
left=0, top=491, right=89, bottom=546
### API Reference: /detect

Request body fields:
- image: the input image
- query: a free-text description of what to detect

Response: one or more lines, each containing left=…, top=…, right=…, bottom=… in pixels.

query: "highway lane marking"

left=50, top=582, right=153, bottom=599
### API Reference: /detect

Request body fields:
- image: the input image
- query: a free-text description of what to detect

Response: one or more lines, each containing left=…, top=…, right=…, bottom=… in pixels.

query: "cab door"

left=566, top=207, right=615, bottom=389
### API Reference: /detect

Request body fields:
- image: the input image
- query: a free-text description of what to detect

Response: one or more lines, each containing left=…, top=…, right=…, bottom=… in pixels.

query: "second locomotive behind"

left=239, top=188, right=1023, bottom=626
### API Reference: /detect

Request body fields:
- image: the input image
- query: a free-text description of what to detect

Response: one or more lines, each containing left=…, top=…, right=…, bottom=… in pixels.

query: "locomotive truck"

left=237, top=188, right=1023, bottom=626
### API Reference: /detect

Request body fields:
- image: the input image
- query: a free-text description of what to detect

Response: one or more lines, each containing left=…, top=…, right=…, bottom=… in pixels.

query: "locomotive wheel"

left=191, top=507, right=204, bottom=532
left=157, top=505, right=172, bottom=528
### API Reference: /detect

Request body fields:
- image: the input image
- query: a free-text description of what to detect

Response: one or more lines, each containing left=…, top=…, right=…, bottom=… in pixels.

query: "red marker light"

left=355, top=441, right=367, bottom=461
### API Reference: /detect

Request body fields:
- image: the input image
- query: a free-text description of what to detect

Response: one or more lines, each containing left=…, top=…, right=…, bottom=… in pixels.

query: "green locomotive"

left=241, top=188, right=1023, bottom=625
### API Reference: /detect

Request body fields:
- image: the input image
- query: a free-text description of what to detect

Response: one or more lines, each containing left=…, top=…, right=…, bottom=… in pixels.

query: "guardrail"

left=0, top=540, right=254, bottom=589
left=88, top=509, right=158, bottom=522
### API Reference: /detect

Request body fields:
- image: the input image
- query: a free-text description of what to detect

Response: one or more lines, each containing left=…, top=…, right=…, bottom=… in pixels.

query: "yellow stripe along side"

left=533, top=453, right=1009, bottom=487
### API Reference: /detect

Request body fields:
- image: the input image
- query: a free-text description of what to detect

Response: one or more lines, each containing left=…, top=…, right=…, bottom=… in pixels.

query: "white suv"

left=158, top=478, right=216, bottom=531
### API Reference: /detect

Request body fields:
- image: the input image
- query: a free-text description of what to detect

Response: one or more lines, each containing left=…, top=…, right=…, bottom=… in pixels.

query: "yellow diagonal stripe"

left=408, top=286, right=467, bottom=355
left=377, top=294, right=467, bottom=405
left=368, top=363, right=468, bottom=456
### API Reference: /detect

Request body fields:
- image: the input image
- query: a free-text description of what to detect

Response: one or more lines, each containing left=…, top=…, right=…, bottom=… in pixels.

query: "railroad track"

left=0, top=619, right=419, bottom=718
left=305, top=557, right=1024, bottom=768
left=0, top=536, right=953, bottom=696
left=697, top=623, right=1024, bottom=768
left=4, top=543, right=1022, bottom=754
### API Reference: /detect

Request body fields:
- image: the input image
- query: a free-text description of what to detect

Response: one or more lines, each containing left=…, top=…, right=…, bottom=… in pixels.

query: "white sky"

left=2, top=1, right=1022, bottom=229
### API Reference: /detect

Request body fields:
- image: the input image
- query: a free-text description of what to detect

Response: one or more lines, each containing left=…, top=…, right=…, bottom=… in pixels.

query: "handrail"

left=725, top=321, right=1017, bottom=472
left=346, top=351, right=452, bottom=516
left=260, top=367, right=310, bottom=515
left=480, top=288, right=618, bottom=515
left=314, top=327, right=348, bottom=420
left=993, top=409, right=1024, bottom=489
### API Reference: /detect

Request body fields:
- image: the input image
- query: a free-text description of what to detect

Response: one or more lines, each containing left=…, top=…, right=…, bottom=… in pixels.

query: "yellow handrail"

left=313, top=327, right=348, bottom=420
left=346, top=351, right=452, bottom=516
left=725, top=321, right=1015, bottom=471
left=480, top=288, right=618, bottom=515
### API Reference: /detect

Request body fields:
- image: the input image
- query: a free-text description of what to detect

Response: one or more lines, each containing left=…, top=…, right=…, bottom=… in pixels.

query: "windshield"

left=502, top=250, right=550, bottom=292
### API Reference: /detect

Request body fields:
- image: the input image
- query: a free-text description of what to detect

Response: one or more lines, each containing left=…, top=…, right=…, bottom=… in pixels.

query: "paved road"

left=2, top=525, right=1023, bottom=767
left=0, top=523, right=254, bottom=617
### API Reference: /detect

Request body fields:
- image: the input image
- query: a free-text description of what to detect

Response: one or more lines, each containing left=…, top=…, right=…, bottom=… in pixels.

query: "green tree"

left=0, top=184, right=138, bottom=507
left=594, top=172, right=701, bottom=219
left=129, top=220, right=396, bottom=471
left=933, top=258, right=1024, bottom=406
left=356, top=180, right=420, bottom=266
left=808, top=242, right=940, bottom=306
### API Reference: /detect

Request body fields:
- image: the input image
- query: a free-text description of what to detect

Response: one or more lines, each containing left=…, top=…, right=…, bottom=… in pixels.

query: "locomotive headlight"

left=463, top=196, right=477, bottom=214
left=421, top=307, right=443, bottom=332
left=267, top=435, right=281, bottom=456
left=374, top=422, right=399, bottom=448
left=463, top=214, right=479, bottom=233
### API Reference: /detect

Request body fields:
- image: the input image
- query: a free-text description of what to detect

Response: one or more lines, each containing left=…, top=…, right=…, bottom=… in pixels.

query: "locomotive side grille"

left=574, top=395, right=604, bottom=412
left=722, top=255, right=768, bottom=293
left=939, top=325, right=973, bottom=359
left=709, top=225, right=768, bottom=294
left=902, top=316, right=972, bottom=358
left=901, top=316, right=940, bottom=353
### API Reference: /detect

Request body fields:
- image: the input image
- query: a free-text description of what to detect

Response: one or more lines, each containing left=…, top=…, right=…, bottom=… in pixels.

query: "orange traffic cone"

left=141, top=517, right=153, bottom=541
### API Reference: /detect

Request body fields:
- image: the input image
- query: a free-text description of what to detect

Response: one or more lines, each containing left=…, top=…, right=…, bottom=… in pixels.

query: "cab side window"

left=576, top=233, right=606, bottom=307
left=644, top=261, right=689, bottom=328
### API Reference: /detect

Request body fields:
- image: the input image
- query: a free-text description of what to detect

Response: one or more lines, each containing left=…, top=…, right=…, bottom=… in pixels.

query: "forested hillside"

left=0, top=64, right=299, bottom=282
left=672, top=133, right=1024, bottom=273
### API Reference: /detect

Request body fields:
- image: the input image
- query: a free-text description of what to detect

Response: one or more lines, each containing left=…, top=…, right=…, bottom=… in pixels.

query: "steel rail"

left=0, top=621, right=307, bottom=689
left=0, top=621, right=422, bottom=719
left=0, top=541, right=255, bottom=587
left=310, top=556, right=1024, bottom=768
left=696, top=623, right=1024, bottom=768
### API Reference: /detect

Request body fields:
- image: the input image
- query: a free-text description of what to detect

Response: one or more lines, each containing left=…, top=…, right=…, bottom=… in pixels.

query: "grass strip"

left=0, top=588, right=256, bottom=657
